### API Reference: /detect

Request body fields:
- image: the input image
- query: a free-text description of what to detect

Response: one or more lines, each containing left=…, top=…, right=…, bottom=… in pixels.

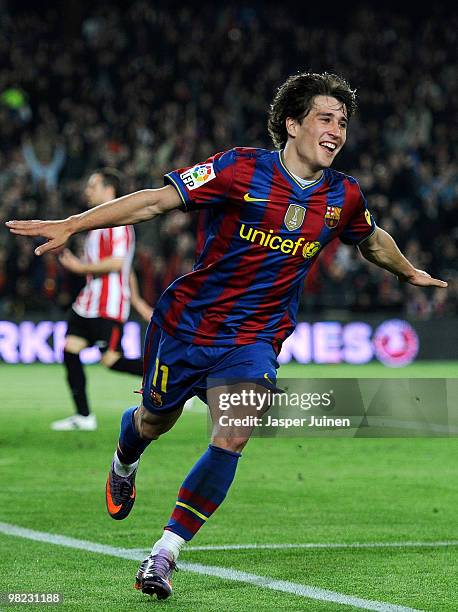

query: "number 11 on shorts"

left=152, top=359, right=169, bottom=392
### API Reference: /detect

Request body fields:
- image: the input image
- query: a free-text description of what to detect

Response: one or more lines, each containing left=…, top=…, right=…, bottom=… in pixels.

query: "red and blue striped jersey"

left=152, top=147, right=376, bottom=352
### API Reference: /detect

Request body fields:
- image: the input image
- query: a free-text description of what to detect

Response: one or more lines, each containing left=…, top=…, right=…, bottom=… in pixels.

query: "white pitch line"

left=181, top=540, right=458, bottom=552
left=175, top=561, right=424, bottom=612
left=0, top=522, right=423, bottom=612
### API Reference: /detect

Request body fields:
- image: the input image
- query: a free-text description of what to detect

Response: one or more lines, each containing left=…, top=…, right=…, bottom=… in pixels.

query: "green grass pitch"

left=0, top=362, right=457, bottom=611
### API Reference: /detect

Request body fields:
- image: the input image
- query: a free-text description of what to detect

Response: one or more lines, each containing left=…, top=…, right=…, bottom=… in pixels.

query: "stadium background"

left=1, top=2, right=458, bottom=611
left=0, top=0, right=457, bottom=368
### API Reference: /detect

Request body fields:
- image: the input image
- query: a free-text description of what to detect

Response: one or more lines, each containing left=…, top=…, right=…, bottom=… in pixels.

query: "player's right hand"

left=5, top=219, right=72, bottom=256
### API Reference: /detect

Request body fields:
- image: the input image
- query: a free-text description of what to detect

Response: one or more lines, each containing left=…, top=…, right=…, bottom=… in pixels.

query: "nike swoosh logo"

left=244, top=193, right=271, bottom=202
left=264, top=373, right=273, bottom=384
left=106, top=478, right=136, bottom=515
left=106, top=478, right=122, bottom=514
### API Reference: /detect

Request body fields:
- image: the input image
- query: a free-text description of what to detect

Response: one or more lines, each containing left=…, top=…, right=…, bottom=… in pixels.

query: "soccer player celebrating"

left=51, top=168, right=152, bottom=431
left=7, top=73, right=447, bottom=598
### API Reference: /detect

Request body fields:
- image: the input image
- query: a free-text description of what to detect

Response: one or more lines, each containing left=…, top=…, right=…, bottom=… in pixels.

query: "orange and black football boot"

left=105, top=460, right=137, bottom=520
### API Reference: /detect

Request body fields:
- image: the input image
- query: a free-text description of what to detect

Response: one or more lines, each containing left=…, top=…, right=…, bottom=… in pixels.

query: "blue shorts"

left=142, top=323, right=279, bottom=414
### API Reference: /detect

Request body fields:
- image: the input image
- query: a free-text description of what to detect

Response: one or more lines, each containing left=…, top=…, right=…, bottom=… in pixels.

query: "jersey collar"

left=277, top=150, right=326, bottom=191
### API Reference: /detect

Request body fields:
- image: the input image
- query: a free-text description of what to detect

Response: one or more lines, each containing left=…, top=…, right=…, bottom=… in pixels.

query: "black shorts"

left=66, top=309, right=123, bottom=353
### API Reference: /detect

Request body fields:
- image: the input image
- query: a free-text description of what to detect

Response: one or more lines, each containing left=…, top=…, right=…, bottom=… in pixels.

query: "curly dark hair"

left=267, top=72, right=357, bottom=149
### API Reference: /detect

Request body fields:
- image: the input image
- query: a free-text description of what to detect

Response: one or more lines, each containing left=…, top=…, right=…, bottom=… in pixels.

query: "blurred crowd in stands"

left=0, top=1, right=456, bottom=320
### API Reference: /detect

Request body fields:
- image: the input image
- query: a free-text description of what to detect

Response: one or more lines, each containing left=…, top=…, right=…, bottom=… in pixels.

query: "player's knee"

left=133, top=411, right=156, bottom=440
left=137, top=420, right=161, bottom=440
left=100, top=350, right=121, bottom=368
left=64, top=335, right=87, bottom=354
left=134, top=406, right=168, bottom=441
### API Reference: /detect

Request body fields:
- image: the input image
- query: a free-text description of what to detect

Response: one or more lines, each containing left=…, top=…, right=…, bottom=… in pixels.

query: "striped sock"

left=165, top=445, right=241, bottom=541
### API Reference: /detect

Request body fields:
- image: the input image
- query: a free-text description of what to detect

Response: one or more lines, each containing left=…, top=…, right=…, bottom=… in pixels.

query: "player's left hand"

left=58, top=249, right=87, bottom=274
left=399, top=269, right=448, bottom=288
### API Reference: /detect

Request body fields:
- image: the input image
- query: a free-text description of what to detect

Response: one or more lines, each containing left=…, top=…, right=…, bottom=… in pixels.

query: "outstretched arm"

left=358, top=227, right=447, bottom=288
left=5, top=185, right=181, bottom=256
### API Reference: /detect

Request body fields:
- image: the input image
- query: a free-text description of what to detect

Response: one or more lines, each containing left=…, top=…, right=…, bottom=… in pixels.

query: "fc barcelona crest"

left=324, top=205, right=341, bottom=228
left=284, top=204, right=306, bottom=231
left=150, top=389, right=163, bottom=407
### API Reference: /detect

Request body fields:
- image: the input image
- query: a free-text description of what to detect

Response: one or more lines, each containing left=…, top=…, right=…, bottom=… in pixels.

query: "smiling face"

left=285, top=95, right=348, bottom=177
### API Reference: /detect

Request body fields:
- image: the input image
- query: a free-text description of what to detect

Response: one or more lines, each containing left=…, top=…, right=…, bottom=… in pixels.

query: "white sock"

left=113, top=452, right=139, bottom=477
left=151, top=530, right=186, bottom=561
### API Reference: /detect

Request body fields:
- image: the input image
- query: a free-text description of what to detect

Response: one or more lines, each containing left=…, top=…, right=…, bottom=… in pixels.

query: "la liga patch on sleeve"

left=180, top=163, right=216, bottom=190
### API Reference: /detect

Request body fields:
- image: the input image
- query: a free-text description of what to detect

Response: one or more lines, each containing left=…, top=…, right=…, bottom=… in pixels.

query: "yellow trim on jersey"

left=176, top=501, right=208, bottom=521
left=278, top=151, right=323, bottom=190
left=166, top=174, right=187, bottom=207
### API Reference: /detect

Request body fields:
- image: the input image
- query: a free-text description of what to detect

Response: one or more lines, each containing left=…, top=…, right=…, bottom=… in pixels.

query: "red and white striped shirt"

left=73, top=226, right=135, bottom=322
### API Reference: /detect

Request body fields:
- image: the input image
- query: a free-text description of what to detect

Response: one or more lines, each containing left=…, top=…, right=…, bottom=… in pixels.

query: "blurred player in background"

left=7, top=72, right=447, bottom=598
left=52, top=168, right=152, bottom=431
